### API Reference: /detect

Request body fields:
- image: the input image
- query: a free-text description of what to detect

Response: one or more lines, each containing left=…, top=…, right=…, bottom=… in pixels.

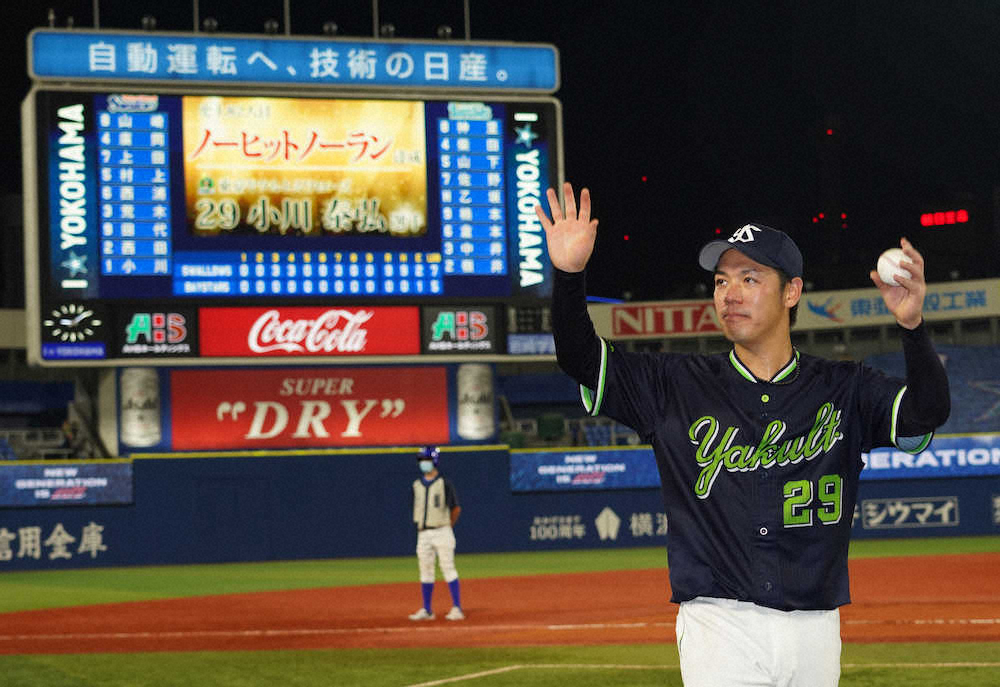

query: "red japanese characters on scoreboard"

left=170, top=366, right=450, bottom=450
left=198, top=306, right=421, bottom=357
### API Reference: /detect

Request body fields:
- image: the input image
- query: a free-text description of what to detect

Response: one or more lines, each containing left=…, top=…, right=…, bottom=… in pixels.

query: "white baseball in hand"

left=876, top=248, right=911, bottom=286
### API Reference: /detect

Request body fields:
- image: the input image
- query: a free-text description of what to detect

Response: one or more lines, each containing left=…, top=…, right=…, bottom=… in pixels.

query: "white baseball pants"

left=416, top=525, right=458, bottom=583
left=676, top=596, right=841, bottom=687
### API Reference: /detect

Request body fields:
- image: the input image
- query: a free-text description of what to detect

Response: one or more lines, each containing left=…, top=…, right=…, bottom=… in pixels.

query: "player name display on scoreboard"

left=24, top=89, right=560, bottom=365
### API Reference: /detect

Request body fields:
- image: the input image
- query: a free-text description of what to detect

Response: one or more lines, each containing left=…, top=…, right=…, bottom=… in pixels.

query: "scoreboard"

left=23, top=88, right=561, bottom=365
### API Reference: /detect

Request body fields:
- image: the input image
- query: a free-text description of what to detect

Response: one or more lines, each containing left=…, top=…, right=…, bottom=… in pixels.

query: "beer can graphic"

left=456, top=363, right=495, bottom=440
left=120, top=367, right=162, bottom=447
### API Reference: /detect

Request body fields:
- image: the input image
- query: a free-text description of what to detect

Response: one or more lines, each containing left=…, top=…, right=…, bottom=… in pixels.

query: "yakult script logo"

left=199, top=306, right=421, bottom=357
left=689, top=402, right=844, bottom=499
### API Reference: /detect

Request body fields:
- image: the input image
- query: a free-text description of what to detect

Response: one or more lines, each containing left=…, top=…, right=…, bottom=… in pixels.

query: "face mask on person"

left=419, top=460, right=434, bottom=473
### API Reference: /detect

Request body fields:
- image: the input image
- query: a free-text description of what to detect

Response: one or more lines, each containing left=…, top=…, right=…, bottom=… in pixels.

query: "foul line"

left=403, top=662, right=1000, bottom=687
left=3, top=616, right=1000, bottom=644
left=845, top=617, right=1000, bottom=626
left=402, top=664, right=677, bottom=687
left=0, top=621, right=674, bottom=643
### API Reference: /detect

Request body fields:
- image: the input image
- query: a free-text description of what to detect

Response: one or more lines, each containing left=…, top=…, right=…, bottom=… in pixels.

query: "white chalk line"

left=2, top=616, right=999, bottom=643
left=0, top=621, right=673, bottom=643
left=844, top=617, right=1000, bottom=625
left=403, top=665, right=678, bottom=687
left=402, top=661, right=1000, bottom=687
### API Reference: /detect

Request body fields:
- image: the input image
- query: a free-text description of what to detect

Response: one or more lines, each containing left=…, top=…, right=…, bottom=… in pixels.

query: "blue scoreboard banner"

left=0, top=461, right=134, bottom=507
left=511, top=447, right=661, bottom=492
left=29, top=30, right=559, bottom=93
left=861, top=434, right=1000, bottom=480
left=511, top=434, right=1000, bottom=493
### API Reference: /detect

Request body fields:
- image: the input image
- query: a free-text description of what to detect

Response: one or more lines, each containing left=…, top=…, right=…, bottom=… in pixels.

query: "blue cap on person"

left=698, top=223, right=803, bottom=279
left=417, top=446, right=440, bottom=466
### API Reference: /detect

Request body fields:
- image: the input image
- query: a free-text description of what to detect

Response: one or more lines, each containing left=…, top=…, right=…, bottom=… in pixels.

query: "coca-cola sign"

left=199, top=306, right=420, bottom=357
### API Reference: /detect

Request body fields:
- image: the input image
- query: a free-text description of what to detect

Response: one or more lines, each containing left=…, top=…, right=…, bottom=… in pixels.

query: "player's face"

left=713, top=249, right=791, bottom=346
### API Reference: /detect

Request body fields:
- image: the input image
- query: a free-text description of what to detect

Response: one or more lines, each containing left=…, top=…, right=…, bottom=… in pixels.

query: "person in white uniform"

left=409, top=446, right=465, bottom=621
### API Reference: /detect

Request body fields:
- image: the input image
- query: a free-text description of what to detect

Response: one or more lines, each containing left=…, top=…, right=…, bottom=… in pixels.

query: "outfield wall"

left=1, top=446, right=998, bottom=571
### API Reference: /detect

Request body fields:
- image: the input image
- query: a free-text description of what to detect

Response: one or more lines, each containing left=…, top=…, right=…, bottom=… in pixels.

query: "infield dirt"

left=2, top=552, right=998, bottom=654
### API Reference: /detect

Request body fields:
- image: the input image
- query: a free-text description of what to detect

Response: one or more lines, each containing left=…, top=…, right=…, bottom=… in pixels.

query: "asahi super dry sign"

left=170, top=366, right=449, bottom=449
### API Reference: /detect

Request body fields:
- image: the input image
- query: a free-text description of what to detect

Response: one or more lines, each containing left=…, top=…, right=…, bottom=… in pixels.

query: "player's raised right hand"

left=535, top=182, right=598, bottom=273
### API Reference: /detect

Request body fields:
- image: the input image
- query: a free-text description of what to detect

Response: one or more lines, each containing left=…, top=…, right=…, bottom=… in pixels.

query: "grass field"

left=3, top=536, right=999, bottom=687
left=3, top=644, right=999, bottom=687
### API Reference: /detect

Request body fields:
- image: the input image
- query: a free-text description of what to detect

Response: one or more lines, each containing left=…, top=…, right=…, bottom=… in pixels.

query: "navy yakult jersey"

left=580, top=340, right=932, bottom=611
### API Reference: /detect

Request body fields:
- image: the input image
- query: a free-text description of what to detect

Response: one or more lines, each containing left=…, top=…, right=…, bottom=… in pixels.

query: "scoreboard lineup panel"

left=25, top=87, right=562, bottom=365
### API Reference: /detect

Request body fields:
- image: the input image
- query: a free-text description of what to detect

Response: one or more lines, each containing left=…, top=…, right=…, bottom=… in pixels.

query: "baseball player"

left=535, top=183, right=949, bottom=687
left=408, top=446, right=465, bottom=621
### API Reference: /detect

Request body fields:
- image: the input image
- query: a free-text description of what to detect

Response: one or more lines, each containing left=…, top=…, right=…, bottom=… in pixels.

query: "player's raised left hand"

left=869, top=237, right=925, bottom=330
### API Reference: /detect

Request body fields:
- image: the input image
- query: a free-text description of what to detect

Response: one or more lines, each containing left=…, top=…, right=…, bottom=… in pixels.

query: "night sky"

left=7, top=0, right=1000, bottom=302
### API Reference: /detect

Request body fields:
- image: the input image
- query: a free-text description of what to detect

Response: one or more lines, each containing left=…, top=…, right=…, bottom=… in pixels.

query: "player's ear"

left=785, top=277, right=803, bottom=308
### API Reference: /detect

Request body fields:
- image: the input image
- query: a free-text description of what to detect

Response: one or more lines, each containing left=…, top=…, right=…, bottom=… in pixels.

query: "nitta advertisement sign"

left=601, top=301, right=722, bottom=339
left=587, top=278, right=1000, bottom=339
left=170, top=366, right=449, bottom=450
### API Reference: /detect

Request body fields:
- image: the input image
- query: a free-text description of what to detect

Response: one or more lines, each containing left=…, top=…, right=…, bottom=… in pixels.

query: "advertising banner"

left=509, top=435, right=1000, bottom=493
left=421, top=306, right=500, bottom=354
left=861, top=434, right=1000, bottom=480
left=507, top=333, right=555, bottom=355
left=797, top=278, right=999, bottom=330
left=590, top=301, right=722, bottom=339
left=30, top=30, right=559, bottom=92
left=198, top=305, right=420, bottom=357
left=115, top=308, right=197, bottom=358
left=0, top=462, right=133, bottom=507
left=170, top=366, right=449, bottom=449
left=587, top=278, right=1000, bottom=339
left=511, top=447, right=660, bottom=492
left=855, top=495, right=959, bottom=530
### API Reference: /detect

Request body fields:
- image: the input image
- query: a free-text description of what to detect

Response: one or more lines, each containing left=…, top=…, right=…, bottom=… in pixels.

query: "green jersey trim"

left=580, top=337, right=609, bottom=416
left=729, top=350, right=757, bottom=383
left=728, top=348, right=800, bottom=384
left=889, top=385, right=934, bottom=454
left=772, top=350, right=801, bottom=382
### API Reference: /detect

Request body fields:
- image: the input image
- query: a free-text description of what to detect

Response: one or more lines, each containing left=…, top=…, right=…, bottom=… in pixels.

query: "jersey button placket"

left=750, top=387, right=779, bottom=604
left=758, top=393, right=770, bottom=474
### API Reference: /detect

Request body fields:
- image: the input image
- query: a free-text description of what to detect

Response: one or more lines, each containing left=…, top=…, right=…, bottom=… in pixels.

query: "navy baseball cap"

left=417, top=446, right=440, bottom=465
left=698, top=223, right=803, bottom=279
